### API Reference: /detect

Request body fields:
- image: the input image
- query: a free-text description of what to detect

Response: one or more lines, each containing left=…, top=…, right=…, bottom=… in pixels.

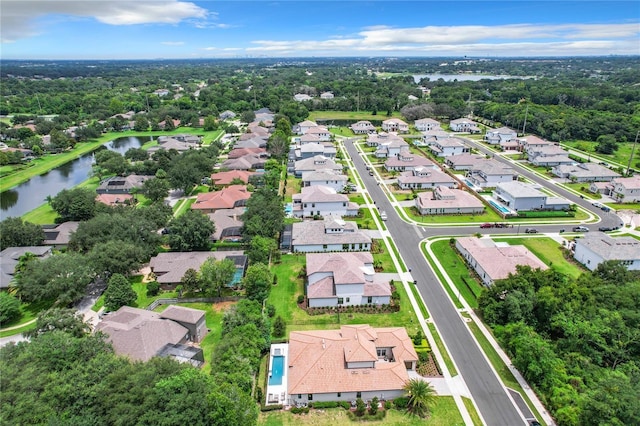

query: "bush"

left=384, top=400, right=393, bottom=410
left=412, top=330, right=423, bottom=346
left=355, top=398, right=366, bottom=416
left=0, top=292, right=21, bottom=324
left=273, top=316, right=286, bottom=338
left=297, top=295, right=305, bottom=304
left=146, top=281, right=160, bottom=296
left=369, top=397, right=379, bottom=415
left=393, top=397, right=409, bottom=409
left=290, top=406, right=309, bottom=414
left=260, top=404, right=283, bottom=412
left=266, top=303, right=276, bottom=317
left=255, top=387, right=263, bottom=403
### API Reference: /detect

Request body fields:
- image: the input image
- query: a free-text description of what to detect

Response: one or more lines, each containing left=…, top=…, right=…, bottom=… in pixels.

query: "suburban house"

left=527, top=146, right=573, bottom=167
left=415, top=187, right=485, bottom=215
left=397, top=167, right=457, bottom=190
left=306, top=126, right=332, bottom=142
left=221, top=153, right=267, bottom=170
left=0, top=246, right=52, bottom=289
left=375, top=140, right=410, bottom=158
left=385, top=153, right=438, bottom=172
left=296, top=120, right=318, bottom=135
left=449, top=118, right=480, bottom=133
left=42, top=221, right=80, bottom=247
left=493, top=181, right=570, bottom=211
left=381, top=118, right=409, bottom=133
left=227, top=147, right=268, bottom=159
left=601, top=176, right=640, bottom=202
left=445, top=153, right=487, bottom=171
left=286, top=325, right=418, bottom=404
left=573, top=233, right=640, bottom=271
left=210, top=170, right=256, bottom=186
left=499, top=139, right=520, bottom=152
left=95, top=305, right=207, bottom=365
left=350, top=121, right=376, bottom=134
left=153, top=89, right=169, bottom=96
left=235, top=135, right=268, bottom=148
left=95, top=193, right=133, bottom=206
left=419, top=129, right=452, bottom=146
left=219, top=110, right=236, bottom=120
left=293, top=142, right=337, bottom=160
left=414, top=118, right=441, bottom=132
left=149, top=251, right=247, bottom=288
left=254, top=108, right=275, bottom=124
left=552, top=163, right=621, bottom=182
left=466, top=160, right=518, bottom=189
left=292, top=186, right=359, bottom=218
left=455, top=237, right=548, bottom=286
left=429, top=137, right=469, bottom=157
left=294, top=155, right=343, bottom=178
left=191, top=185, right=251, bottom=213
left=320, top=92, right=334, bottom=99
left=518, top=135, right=553, bottom=152
left=96, top=175, right=154, bottom=194
left=366, top=132, right=405, bottom=148
left=294, top=94, right=313, bottom=102
left=301, top=169, right=348, bottom=192
left=291, top=215, right=371, bottom=253
left=207, top=207, right=244, bottom=242
left=484, top=127, right=517, bottom=145
left=305, top=252, right=391, bottom=308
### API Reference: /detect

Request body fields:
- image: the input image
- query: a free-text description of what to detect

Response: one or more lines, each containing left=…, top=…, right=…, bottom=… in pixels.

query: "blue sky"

left=2, top=1, right=639, bottom=59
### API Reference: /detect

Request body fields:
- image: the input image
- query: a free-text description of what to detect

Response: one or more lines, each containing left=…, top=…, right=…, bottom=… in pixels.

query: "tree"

left=0, top=217, right=45, bottom=250
left=88, top=240, right=146, bottom=278
left=133, top=115, right=149, bottom=132
left=403, top=378, right=437, bottom=418
left=94, top=150, right=127, bottom=176
left=50, top=187, right=97, bottom=222
left=166, top=210, right=215, bottom=251
left=369, top=396, right=379, bottom=415
left=275, top=117, right=292, bottom=137
left=180, top=268, right=200, bottom=294
left=203, top=115, right=218, bottom=131
left=15, top=252, right=95, bottom=305
left=103, top=273, right=137, bottom=311
left=241, top=187, right=285, bottom=239
left=142, top=177, right=170, bottom=203
left=273, top=315, right=286, bottom=338
left=242, top=262, right=272, bottom=302
left=200, top=257, right=235, bottom=296
left=266, top=130, right=290, bottom=161
left=240, top=110, right=256, bottom=124
left=124, top=147, right=148, bottom=162
left=162, top=115, right=175, bottom=131
left=25, top=307, right=91, bottom=338
left=355, top=398, right=366, bottom=416
left=168, top=150, right=214, bottom=194
left=0, top=292, right=21, bottom=324
left=247, top=235, right=277, bottom=265
left=595, top=134, right=618, bottom=155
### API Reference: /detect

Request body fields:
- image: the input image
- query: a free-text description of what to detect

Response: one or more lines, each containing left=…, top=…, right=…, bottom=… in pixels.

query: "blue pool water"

left=269, top=355, right=285, bottom=386
left=489, top=199, right=510, bottom=214
left=229, top=267, right=243, bottom=286
left=284, top=203, right=293, bottom=214
left=464, top=179, right=475, bottom=188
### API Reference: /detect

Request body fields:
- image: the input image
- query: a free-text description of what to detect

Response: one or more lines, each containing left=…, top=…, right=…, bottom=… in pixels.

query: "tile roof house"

left=295, top=120, right=318, bottom=135
left=415, top=187, right=485, bottom=215
left=221, top=154, right=267, bottom=170
left=414, top=118, right=441, bottom=132
left=0, top=246, right=52, bottom=289
left=294, top=142, right=337, bottom=160
left=219, top=110, right=236, bottom=120
left=366, top=132, right=404, bottom=148
left=381, top=118, right=409, bottom=133
left=455, top=237, right=548, bottom=286
left=607, top=176, right=640, bottom=203
left=384, top=153, right=438, bottom=172
left=429, top=137, right=469, bottom=157
left=147, top=137, right=195, bottom=154
left=292, top=185, right=359, bottom=218
left=294, top=155, right=343, bottom=178
left=207, top=207, right=244, bottom=241
left=96, top=175, right=153, bottom=194
left=397, top=167, right=457, bottom=190
left=95, top=193, right=133, bottom=206
left=466, top=160, right=518, bottom=189
left=449, top=118, right=480, bottom=133
left=484, top=127, right=517, bottom=145
left=291, top=215, right=371, bottom=253
left=210, top=170, right=256, bottom=186
left=305, top=252, right=391, bottom=308
left=286, top=325, right=418, bottom=404
left=350, top=121, right=376, bottom=134
left=527, top=146, right=573, bottom=167
left=445, top=153, right=487, bottom=171
left=320, top=92, right=334, bottom=99
left=552, top=162, right=621, bottom=182
left=234, top=136, right=268, bottom=149
left=573, top=233, right=640, bottom=271
left=149, top=250, right=246, bottom=288
left=294, top=94, right=313, bottom=102
left=418, top=129, right=452, bottom=146
left=375, top=140, right=410, bottom=159
left=493, top=181, right=570, bottom=212
left=95, top=306, right=207, bottom=366
left=254, top=108, right=275, bottom=123
left=191, top=185, right=251, bottom=213
left=301, top=169, right=348, bottom=192
left=42, top=221, right=80, bottom=247
left=227, top=147, right=268, bottom=159
left=305, top=126, right=331, bottom=142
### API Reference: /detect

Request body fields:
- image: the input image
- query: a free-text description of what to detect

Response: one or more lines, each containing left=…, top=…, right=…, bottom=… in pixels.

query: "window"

left=323, top=244, right=328, bottom=249
left=377, top=349, right=385, bottom=357
left=298, top=394, right=302, bottom=399
left=343, top=244, right=349, bottom=250
left=308, top=394, right=313, bottom=401
left=346, top=297, right=350, bottom=303
left=338, top=298, right=344, bottom=305
left=337, top=392, right=341, bottom=398
left=356, top=392, right=362, bottom=398
left=367, top=296, right=373, bottom=304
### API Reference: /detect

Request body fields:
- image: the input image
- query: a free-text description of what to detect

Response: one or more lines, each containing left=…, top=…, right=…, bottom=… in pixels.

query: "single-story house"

left=493, top=181, right=570, bottom=211
left=295, top=120, right=318, bottom=135
left=381, top=118, right=409, bottom=133
left=414, top=118, right=441, bottom=132
left=429, top=137, right=469, bottom=157
left=415, top=186, right=485, bottom=215
left=517, top=135, right=553, bottom=152
left=294, top=94, right=313, bottom=102
left=552, top=162, right=621, bottom=182
left=207, top=207, right=244, bottom=241
left=149, top=251, right=247, bottom=288
left=350, top=121, right=376, bottom=134
left=210, top=170, right=256, bottom=186
left=254, top=108, right=276, bottom=124
left=301, top=170, right=348, bottom=192
left=320, top=92, right=334, bottom=99
left=219, top=110, right=236, bottom=120
left=227, top=147, right=267, bottom=159
left=397, top=167, right=457, bottom=190
left=573, top=233, right=640, bottom=271
left=455, top=237, right=548, bottom=286
left=42, top=221, right=80, bottom=247
left=95, top=193, right=134, bottom=206
left=286, top=325, right=418, bottom=404
left=221, top=154, right=267, bottom=170
left=384, top=153, right=438, bottom=172
left=235, top=135, right=268, bottom=148
left=466, top=160, right=518, bottom=189
left=527, top=146, right=572, bottom=167
left=445, top=154, right=486, bottom=171
left=291, top=215, right=371, bottom=253
left=294, top=155, right=343, bottom=178
left=305, top=252, right=391, bottom=308
left=191, top=185, right=251, bottom=214
left=292, top=186, right=359, bottom=218
left=147, top=135, right=200, bottom=154
left=0, top=246, right=52, bottom=289
left=484, top=127, right=517, bottom=145
left=96, top=175, right=154, bottom=194
left=96, top=306, right=206, bottom=366
left=449, top=118, right=480, bottom=133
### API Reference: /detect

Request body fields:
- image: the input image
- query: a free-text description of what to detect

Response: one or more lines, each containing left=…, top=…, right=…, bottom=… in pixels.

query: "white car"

left=380, top=211, right=387, bottom=221
left=591, top=202, right=604, bottom=208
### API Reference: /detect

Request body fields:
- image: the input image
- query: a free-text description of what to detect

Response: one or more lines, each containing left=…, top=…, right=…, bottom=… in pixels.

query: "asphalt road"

left=344, top=140, right=527, bottom=426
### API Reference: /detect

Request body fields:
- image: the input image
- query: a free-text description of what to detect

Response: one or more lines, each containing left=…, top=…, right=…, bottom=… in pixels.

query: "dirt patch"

left=211, top=301, right=236, bottom=312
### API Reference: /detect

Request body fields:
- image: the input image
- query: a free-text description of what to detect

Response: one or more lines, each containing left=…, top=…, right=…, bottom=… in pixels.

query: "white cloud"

left=161, top=41, right=185, bottom=46
left=1, top=0, right=208, bottom=42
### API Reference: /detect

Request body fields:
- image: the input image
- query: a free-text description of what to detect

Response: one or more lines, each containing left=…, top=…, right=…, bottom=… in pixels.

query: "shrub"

left=0, top=292, right=21, bottom=324
left=260, top=404, right=283, bottom=412
left=412, top=330, right=423, bottom=346
left=369, top=397, right=379, bottom=415
left=339, top=401, right=351, bottom=410
left=291, top=406, right=309, bottom=414
left=146, top=281, right=160, bottom=296
left=255, top=387, right=263, bottom=403
left=297, top=295, right=305, bottom=304
left=355, top=398, right=366, bottom=416
left=384, top=400, right=393, bottom=410
left=273, top=316, right=286, bottom=338
left=393, top=397, right=409, bottom=409
left=266, top=303, right=276, bottom=317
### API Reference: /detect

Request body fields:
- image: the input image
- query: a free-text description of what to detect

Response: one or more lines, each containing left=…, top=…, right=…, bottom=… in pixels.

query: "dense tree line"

left=478, top=262, right=640, bottom=426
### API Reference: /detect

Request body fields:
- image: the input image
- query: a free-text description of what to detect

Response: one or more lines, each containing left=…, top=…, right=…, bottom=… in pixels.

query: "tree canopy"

left=166, top=210, right=215, bottom=252
left=0, top=217, right=44, bottom=250
left=241, top=187, right=284, bottom=240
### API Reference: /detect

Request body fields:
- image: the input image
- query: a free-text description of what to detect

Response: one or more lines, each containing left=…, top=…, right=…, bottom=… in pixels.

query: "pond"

left=0, top=136, right=148, bottom=219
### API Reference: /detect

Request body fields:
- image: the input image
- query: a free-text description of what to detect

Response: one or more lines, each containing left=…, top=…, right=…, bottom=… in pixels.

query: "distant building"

left=96, top=175, right=154, bottom=194
left=294, top=94, right=313, bottom=102
left=449, top=118, right=480, bottom=133
left=350, top=121, right=376, bottom=134
left=320, top=92, right=334, bottom=99
left=414, top=118, right=441, bottom=132
left=0, top=246, right=52, bottom=289
left=552, top=163, right=621, bottom=182
left=484, top=127, right=517, bottom=145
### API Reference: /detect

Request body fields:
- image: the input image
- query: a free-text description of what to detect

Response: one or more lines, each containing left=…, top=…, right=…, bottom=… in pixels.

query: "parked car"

left=524, top=228, right=538, bottom=234
left=572, top=226, right=590, bottom=232
left=598, top=226, right=613, bottom=232
left=601, top=206, right=611, bottom=212
left=592, top=202, right=604, bottom=209
left=380, top=211, right=387, bottom=221
left=480, top=223, right=493, bottom=228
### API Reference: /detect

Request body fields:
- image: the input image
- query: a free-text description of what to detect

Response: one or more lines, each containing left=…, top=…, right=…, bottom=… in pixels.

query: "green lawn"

left=462, top=397, right=484, bottom=426
left=258, top=396, right=464, bottom=426
left=492, top=236, right=585, bottom=279
left=92, top=275, right=178, bottom=312
left=405, top=206, right=503, bottom=224
left=562, top=140, right=637, bottom=170
left=330, top=126, right=356, bottom=137
left=427, top=323, right=457, bottom=377
left=172, top=198, right=196, bottom=217
left=408, top=283, right=429, bottom=319
left=0, top=299, right=55, bottom=337
left=421, top=242, right=464, bottom=310
left=268, top=255, right=420, bottom=337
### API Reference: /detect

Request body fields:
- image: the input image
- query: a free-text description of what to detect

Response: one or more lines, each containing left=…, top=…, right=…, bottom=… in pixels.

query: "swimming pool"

left=489, top=199, right=510, bottom=214
left=268, top=355, right=285, bottom=386
left=284, top=203, right=293, bottom=214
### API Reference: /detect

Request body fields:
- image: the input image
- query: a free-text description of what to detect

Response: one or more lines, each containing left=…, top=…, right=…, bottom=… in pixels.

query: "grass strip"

left=421, top=241, right=464, bottom=309
left=427, top=322, right=457, bottom=376
left=409, top=283, right=429, bottom=319
left=461, top=397, right=484, bottom=426
left=385, top=236, right=406, bottom=272
left=429, top=240, right=482, bottom=308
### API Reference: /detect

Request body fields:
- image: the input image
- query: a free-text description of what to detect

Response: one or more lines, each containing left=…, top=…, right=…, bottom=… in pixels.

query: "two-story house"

left=291, top=215, right=371, bottom=253
left=429, top=137, right=469, bottom=157
left=397, top=167, right=457, bottom=190
left=301, top=170, right=348, bottom=192
left=449, top=118, right=480, bottom=133
left=381, top=118, right=409, bottom=133
left=292, top=186, right=359, bottom=218
left=484, top=127, right=517, bottom=145
left=466, top=160, right=518, bottom=189
left=414, top=118, right=441, bottom=132
left=350, top=121, right=376, bottom=134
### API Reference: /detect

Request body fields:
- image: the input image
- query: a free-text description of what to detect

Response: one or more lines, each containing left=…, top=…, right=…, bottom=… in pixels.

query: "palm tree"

left=403, top=378, right=437, bottom=418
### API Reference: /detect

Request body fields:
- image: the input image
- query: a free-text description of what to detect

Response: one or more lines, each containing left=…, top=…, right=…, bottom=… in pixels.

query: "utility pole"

left=626, top=129, right=639, bottom=176
left=521, top=102, right=529, bottom=136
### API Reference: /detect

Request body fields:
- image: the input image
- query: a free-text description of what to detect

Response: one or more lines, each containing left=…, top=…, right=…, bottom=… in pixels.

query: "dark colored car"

left=524, top=228, right=538, bottom=233
left=573, top=226, right=589, bottom=232
left=598, top=226, right=613, bottom=232
left=480, top=223, right=493, bottom=228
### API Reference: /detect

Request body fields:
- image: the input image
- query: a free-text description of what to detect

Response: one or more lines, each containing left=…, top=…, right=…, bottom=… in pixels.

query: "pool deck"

left=265, top=343, right=289, bottom=406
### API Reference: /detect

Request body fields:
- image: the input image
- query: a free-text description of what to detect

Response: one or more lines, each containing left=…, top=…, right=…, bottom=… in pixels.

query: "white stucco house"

left=552, top=163, right=621, bottom=182
left=414, top=118, right=441, bottom=132
left=429, top=137, right=469, bottom=157
left=384, top=153, right=438, bottom=172
left=381, top=118, right=409, bottom=133
left=301, top=169, right=348, bottom=192
left=350, top=120, right=376, bottom=134
left=492, top=181, right=570, bottom=211
left=397, top=167, right=457, bottom=190
left=305, top=252, right=391, bottom=308
left=294, top=155, right=343, bottom=177
left=292, top=185, right=359, bottom=218
left=573, top=233, right=640, bottom=271
left=608, top=176, right=640, bottom=203
left=466, top=160, right=518, bottom=189
left=415, top=186, right=485, bottom=215
left=296, top=120, right=318, bottom=135
left=291, top=215, right=371, bottom=253
left=449, top=118, right=480, bottom=133
left=484, top=127, right=517, bottom=145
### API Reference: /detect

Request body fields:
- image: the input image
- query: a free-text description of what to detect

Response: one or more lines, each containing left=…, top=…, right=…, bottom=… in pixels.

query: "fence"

left=145, top=296, right=241, bottom=310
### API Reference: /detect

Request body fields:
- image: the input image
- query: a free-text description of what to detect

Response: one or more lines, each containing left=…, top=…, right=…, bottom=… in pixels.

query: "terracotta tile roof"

left=192, top=185, right=251, bottom=211
left=288, top=325, right=418, bottom=395
left=95, top=193, right=133, bottom=205
left=210, top=170, right=256, bottom=185
left=416, top=188, right=484, bottom=209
